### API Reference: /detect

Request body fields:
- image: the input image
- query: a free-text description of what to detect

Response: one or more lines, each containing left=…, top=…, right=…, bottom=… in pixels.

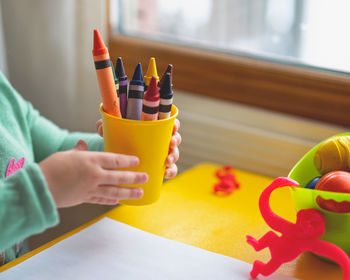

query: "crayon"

left=92, top=29, right=121, bottom=118
left=158, top=64, right=173, bottom=89
left=144, top=57, right=159, bottom=91
left=158, top=73, right=173, bottom=120
left=111, top=62, right=119, bottom=97
left=115, top=57, right=128, bottom=118
left=141, top=76, right=160, bottom=121
left=126, top=63, right=144, bottom=120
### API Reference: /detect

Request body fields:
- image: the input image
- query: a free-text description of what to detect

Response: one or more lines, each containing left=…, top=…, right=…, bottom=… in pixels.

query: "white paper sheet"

left=0, top=218, right=296, bottom=279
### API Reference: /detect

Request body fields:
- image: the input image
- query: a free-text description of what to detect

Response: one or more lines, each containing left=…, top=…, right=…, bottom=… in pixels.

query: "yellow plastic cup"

left=288, top=132, right=350, bottom=256
left=100, top=104, right=178, bottom=205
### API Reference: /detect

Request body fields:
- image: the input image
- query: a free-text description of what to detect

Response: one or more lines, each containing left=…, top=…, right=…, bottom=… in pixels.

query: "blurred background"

left=114, top=0, right=350, bottom=73
left=0, top=0, right=348, bottom=249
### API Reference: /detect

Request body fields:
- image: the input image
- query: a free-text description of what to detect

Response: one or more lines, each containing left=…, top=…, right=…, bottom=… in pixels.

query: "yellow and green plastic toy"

left=289, top=132, right=350, bottom=256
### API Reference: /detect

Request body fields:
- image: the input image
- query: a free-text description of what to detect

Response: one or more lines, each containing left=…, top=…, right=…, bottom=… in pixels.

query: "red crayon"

left=141, top=76, right=160, bottom=121
left=92, top=29, right=121, bottom=118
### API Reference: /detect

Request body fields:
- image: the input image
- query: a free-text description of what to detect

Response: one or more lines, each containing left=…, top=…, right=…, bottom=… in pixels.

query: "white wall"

left=1, top=0, right=106, bottom=132
left=0, top=1, right=8, bottom=75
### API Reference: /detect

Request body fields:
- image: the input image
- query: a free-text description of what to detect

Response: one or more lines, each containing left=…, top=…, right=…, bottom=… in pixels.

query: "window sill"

left=108, top=34, right=350, bottom=127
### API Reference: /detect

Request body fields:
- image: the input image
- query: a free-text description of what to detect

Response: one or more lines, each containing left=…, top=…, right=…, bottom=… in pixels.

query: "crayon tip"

left=115, top=57, right=126, bottom=78
left=132, top=63, right=143, bottom=81
left=145, top=76, right=160, bottom=101
left=158, top=64, right=173, bottom=88
left=159, top=73, right=173, bottom=98
left=144, top=57, right=159, bottom=86
left=92, top=29, right=107, bottom=56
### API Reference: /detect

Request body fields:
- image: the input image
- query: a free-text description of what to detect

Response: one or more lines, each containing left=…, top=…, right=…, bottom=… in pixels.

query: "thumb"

left=73, top=140, right=88, bottom=151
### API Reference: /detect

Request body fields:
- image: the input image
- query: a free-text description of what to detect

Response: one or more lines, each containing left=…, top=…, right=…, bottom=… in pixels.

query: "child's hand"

left=39, top=140, right=148, bottom=208
left=96, top=118, right=182, bottom=179
left=164, top=119, right=181, bottom=179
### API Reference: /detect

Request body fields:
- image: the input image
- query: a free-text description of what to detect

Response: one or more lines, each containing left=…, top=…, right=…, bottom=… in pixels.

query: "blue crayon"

left=126, top=63, right=144, bottom=120
left=115, top=57, right=128, bottom=118
left=158, top=73, right=173, bottom=120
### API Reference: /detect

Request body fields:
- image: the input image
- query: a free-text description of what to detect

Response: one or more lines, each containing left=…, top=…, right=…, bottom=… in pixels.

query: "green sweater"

left=0, top=72, right=103, bottom=264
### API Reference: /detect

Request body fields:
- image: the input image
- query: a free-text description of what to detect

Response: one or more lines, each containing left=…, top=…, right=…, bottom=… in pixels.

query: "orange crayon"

left=92, top=29, right=121, bottom=118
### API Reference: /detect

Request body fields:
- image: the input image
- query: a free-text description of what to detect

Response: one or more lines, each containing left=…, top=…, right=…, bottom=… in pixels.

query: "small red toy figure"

left=246, top=177, right=350, bottom=280
left=213, top=165, right=239, bottom=195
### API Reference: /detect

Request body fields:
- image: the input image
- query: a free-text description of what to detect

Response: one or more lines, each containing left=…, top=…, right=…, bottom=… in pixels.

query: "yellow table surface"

left=0, top=163, right=344, bottom=279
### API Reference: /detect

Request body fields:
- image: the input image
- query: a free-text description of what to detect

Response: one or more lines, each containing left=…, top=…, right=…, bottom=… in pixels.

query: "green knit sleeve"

left=0, top=71, right=103, bottom=162
left=0, top=163, right=59, bottom=252
left=28, top=104, right=104, bottom=162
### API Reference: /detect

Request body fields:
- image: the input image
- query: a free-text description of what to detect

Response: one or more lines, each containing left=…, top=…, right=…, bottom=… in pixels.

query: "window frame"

left=107, top=2, right=350, bottom=127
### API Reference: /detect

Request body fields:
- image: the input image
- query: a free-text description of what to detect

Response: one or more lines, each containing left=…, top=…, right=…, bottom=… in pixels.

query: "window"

left=108, top=0, right=350, bottom=127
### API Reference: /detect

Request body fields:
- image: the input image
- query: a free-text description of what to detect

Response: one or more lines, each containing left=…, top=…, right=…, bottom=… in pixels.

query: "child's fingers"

left=100, top=170, right=148, bottom=185
left=87, top=197, right=119, bottom=205
left=96, top=119, right=103, bottom=137
left=170, top=132, right=182, bottom=149
left=98, top=153, right=140, bottom=170
left=98, top=125, right=103, bottom=137
left=166, top=147, right=179, bottom=166
left=96, top=119, right=102, bottom=130
left=94, top=186, right=144, bottom=201
left=164, top=164, right=178, bottom=179
left=172, top=118, right=180, bottom=135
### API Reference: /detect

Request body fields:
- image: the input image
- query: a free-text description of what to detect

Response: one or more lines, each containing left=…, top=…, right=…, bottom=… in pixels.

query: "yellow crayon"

left=144, top=57, right=159, bottom=90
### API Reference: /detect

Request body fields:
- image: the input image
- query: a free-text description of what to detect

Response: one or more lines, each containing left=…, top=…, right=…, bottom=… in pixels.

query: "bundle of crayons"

left=92, top=29, right=174, bottom=121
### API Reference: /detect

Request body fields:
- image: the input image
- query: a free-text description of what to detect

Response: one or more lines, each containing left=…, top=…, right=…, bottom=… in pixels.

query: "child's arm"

left=0, top=142, right=148, bottom=252
left=0, top=73, right=148, bottom=253
left=28, top=104, right=104, bottom=162
left=0, top=163, right=59, bottom=251
left=0, top=71, right=103, bottom=161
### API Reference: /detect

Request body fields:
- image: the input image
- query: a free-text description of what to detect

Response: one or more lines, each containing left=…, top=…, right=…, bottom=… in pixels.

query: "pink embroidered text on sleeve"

left=6, top=157, right=25, bottom=178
